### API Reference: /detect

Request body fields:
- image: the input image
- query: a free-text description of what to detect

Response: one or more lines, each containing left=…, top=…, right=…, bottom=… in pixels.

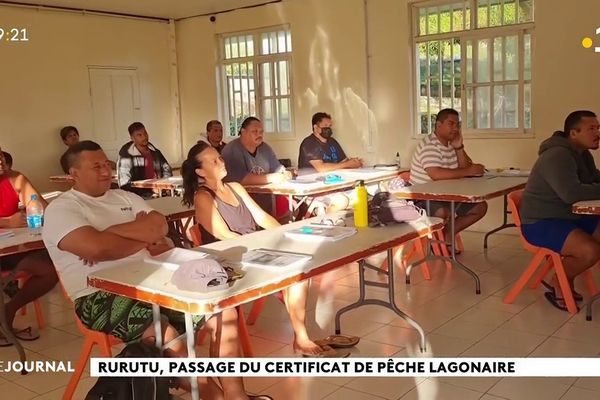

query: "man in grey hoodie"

left=520, top=110, right=600, bottom=311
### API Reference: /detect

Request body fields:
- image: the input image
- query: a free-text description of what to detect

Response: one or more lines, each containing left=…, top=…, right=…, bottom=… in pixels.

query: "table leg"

left=448, top=202, right=481, bottom=294
left=290, top=196, right=311, bottom=222
left=586, top=292, right=600, bottom=321
left=184, top=312, right=199, bottom=400
left=152, top=304, right=162, bottom=351
left=334, top=250, right=427, bottom=352
left=406, top=200, right=441, bottom=283
left=0, top=264, right=27, bottom=373
left=483, top=194, right=516, bottom=249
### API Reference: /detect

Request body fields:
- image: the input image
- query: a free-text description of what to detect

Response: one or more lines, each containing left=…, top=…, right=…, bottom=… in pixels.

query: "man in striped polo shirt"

left=410, top=108, right=488, bottom=237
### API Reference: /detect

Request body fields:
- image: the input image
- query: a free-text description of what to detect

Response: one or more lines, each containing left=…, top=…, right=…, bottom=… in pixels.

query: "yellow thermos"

left=353, top=180, right=369, bottom=228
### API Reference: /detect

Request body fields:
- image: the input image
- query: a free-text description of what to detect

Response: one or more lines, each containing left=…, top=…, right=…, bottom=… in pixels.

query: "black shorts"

left=416, top=201, right=480, bottom=217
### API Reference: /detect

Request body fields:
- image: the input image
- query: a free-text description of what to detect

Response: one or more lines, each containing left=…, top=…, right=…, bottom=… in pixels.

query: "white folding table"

left=88, top=214, right=443, bottom=400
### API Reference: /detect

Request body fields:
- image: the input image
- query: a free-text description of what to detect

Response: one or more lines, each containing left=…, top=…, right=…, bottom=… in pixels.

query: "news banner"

left=82, top=358, right=600, bottom=378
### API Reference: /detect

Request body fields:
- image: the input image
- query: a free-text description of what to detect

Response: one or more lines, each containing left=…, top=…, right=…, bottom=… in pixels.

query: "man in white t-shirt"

left=43, top=141, right=265, bottom=400
left=409, top=108, right=488, bottom=237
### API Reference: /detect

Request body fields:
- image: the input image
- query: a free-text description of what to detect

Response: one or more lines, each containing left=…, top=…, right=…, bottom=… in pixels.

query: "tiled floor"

left=3, top=230, right=600, bottom=399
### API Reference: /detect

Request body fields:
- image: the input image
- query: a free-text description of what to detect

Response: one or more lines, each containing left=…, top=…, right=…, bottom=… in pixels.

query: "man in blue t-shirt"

left=297, top=112, right=362, bottom=173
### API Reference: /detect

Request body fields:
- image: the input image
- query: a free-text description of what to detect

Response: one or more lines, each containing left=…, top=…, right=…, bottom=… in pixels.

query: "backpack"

left=369, top=191, right=425, bottom=226
left=85, top=341, right=174, bottom=400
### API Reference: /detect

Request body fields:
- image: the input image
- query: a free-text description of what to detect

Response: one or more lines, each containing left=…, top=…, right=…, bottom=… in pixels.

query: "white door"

left=88, top=67, right=141, bottom=160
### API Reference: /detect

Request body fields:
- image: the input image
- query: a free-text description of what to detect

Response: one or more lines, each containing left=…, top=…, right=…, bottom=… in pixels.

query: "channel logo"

left=582, top=28, right=600, bottom=52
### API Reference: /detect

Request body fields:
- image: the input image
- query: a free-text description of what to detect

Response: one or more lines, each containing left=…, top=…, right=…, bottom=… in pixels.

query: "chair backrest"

left=190, top=224, right=202, bottom=247
left=278, top=158, right=292, bottom=168
left=398, top=171, right=410, bottom=184
left=507, top=189, right=523, bottom=227
left=507, top=189, right=538, bottom=252
left=275, top=195, right=290, bottom=218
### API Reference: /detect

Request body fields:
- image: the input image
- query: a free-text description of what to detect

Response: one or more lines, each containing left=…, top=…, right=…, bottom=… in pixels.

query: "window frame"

left=410, top=0, right=534, bottom=139
left=217, top=25, right=295, bottom=140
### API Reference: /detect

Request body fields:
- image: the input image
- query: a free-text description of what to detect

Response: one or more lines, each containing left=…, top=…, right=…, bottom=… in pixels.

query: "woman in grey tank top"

left=182, top=141, right=336, bottom=357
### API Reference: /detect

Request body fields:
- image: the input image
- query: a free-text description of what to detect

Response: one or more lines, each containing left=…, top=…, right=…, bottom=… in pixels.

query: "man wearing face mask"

left=298, top=112, right=363, bottom=173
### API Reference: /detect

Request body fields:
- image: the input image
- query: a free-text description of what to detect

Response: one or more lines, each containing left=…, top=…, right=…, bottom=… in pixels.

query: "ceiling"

left=0, top=0, right=281, bottom=19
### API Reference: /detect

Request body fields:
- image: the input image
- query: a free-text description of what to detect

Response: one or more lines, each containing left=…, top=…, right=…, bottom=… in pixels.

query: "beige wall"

left=176, top=0, right=369, bottom=162
left=176, top=0, right=600, bottom=231
left=3, top=1, right=600, bottom=231
left=0, top=6, right=177, bottom=192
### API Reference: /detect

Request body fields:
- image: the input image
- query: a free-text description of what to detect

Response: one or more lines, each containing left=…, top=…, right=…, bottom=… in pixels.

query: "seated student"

left=296, top=112, right=366, bottom=215
left=60, top=126, right=116, bottom=169
left=2, top=151, right=12, bottom=170
left=0, top=147, right=58, bottom=345
left=60, top=126, right=80, bottom=148
left=298, top=112, right=363, bottom=173
left=117, top=122, right=172, bottom=199
left=182, top=141, right=343, bottom=357
left=410, top=108, right=488, bottom=238
left=43, top=141, right=269, bottom=400
left=521, top=110, right=600, bottom=311
left=200, top=120, right=227, bottom=154
left=221, top=117, right=291, bottom=215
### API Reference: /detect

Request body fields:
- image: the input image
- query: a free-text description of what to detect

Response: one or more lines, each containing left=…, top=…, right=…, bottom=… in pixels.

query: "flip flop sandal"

left=541, top=280, right=583, bottom=302
left=544, top=291, right=580, bottom=313
left=0, top=326, right=38, bottom=347
left=301, top=344, right=350, bottom=358
left=248, top=396, right=274, bottom=400
left=13, top=326, right=40, bottom=341
left=315, top=334, right=360, bottom=349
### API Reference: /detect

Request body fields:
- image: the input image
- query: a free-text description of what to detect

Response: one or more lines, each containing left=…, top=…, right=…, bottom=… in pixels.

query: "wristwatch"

left=453, top=145, right=465, bottom=150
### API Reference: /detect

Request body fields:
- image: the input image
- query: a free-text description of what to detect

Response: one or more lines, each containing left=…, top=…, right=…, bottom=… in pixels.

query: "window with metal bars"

left=219, top=26, right=293, bottom=137
left=413, top=0, right=533, bottom=135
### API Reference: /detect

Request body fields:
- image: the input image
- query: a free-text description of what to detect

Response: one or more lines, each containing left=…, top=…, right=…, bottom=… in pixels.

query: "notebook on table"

left=241, top=248, right=312, bottom=270
left=0, top=229, right=14, bottom=239
left=284, top=225, right=357, bottom=242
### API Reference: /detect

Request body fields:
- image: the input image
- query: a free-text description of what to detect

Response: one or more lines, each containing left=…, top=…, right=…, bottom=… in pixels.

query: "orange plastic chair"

left=529, top=258, right=598, bottom=296
left=1, top=271, right=45, bottom=329
left=275, top=195, right=291, bottom=219
left=502, top=189, right=579, bottom=314
left=379, top=237, right=431, bottom=280
left=503, top=192, right=597, bottom=297
left=189, top=224, right=254, bottom=357
left=398, top=171, right=464, bottom=259
left=63, top=318, right=118, bottom=400
left=59, top=283, right=121, bottom=400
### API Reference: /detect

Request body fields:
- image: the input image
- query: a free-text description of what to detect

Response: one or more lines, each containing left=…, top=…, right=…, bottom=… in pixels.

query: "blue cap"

left=30, top=194, right=38, bottom=200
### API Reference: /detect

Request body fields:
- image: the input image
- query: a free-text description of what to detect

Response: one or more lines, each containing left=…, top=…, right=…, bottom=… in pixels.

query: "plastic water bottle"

left=353, top=180, right=369, bottom=228
left=26, top=194, right=44, bottom=236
